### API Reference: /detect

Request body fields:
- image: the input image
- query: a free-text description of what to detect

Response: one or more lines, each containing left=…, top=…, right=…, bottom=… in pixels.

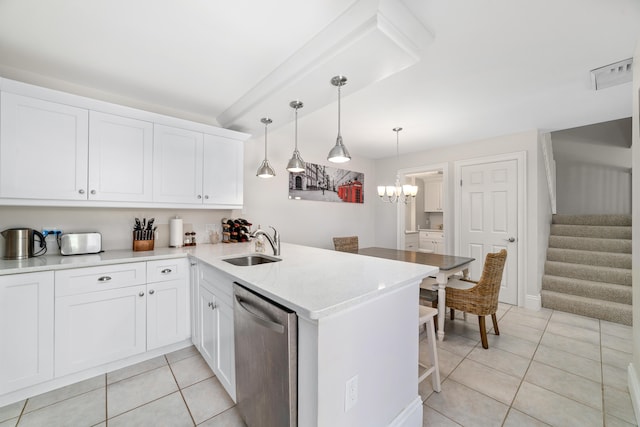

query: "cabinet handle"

left=97, top=276, right=112, bottom=282
left=139, top=291, right=145, bottom=297
left=161, top=268, right=172, bottom=274
left=197, top=195, right=202, bottom=199
left=149, top=289, right=155, bottom=295
left=90, top=189, right=96, bottom=195
left=207, top=301, right=216, bottom=309
left=78, top=189, right=85, bottom=194
left=204, top=195, right=209, bottom=200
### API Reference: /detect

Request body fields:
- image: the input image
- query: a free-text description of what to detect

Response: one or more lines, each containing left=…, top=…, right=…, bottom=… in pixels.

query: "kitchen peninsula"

left=0, top=242, right=437, bottom=427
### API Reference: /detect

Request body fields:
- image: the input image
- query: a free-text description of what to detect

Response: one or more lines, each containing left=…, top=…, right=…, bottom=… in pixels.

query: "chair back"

left=333, top=236, right=359, bottom=253
left=473, top=249, right=507, bottom=314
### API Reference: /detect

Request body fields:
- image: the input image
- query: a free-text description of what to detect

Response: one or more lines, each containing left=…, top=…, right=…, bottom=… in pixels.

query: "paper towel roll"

left=169, top=217, right=183, bottom=248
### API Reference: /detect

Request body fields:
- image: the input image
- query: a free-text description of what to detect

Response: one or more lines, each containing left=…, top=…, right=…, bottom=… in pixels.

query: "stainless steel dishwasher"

left=233, top=283, right=297, bottom=427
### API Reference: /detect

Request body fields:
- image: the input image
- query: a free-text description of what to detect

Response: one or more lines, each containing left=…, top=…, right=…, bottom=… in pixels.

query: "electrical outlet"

left=42, top=227, right=62, bottom=237
left=345, top=375, right=358, bottom=412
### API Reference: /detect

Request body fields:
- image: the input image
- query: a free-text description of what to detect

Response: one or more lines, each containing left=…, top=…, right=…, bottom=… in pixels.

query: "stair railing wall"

left=540, top=133, right=557, bottom=214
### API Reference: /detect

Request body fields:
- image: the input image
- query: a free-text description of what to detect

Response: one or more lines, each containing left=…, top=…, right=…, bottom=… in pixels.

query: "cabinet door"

left=147, top=278, right=190, bottom=350
left=88, top=111, right=153, bottom=202
left=0, top=271, right=54, bottom=394
left=202, top=134, right=243, bottom=207
left=424, top=178, right=442, bottom=212
left=153, top=124, right=203, bottom=204
left=55, top=285, right=146, bottom=376
left=215, top=300, right=236, bottom=401
left=199, top=286, right=216, bottom=367
left=0, top=92, right=89, bottom=200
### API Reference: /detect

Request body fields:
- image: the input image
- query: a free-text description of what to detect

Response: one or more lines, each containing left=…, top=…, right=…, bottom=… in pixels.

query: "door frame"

left=395, top=162, right=450, bottom=250
left=454, top=152, right=527, bottom=307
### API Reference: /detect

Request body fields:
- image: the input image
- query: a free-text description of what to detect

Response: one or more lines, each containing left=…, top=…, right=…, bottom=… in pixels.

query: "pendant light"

left=286, top=100, right=305, bottom=173
left=327, top=75, right=351, bottom=163
left=256, top=117, right=276, bottom=178
left=377, top=127, right=418, bottom=203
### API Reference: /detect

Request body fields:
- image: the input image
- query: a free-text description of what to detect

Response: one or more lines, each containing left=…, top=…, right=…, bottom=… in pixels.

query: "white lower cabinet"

left=55, top=284, right=147, bottom=376
left=54, top=260, right=189, bottom=377
left=0, top=271, right=54, bottom=394
left=146, top=259, right=190, bottom=351
left=198, top=264, right=236, bottom=401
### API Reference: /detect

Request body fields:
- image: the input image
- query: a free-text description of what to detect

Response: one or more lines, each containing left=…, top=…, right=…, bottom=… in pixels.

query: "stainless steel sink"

left=222, top=254, right=281, bottom=266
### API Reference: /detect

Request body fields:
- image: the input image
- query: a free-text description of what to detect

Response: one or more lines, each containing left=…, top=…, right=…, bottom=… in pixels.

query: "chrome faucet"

left=250, top=226, right=280, bottom=256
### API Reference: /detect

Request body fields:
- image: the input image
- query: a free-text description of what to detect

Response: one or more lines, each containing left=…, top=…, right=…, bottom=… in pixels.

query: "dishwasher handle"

left=235, top=294, right=285, bottom=334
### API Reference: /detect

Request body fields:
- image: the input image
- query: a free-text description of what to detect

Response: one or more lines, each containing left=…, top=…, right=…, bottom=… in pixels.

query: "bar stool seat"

left=418, top=305, right=441, bottom=392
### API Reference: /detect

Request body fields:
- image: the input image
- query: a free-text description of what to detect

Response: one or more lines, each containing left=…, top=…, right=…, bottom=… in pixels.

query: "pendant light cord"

left=294, top=106, right=299, bottom=151
left=337, top=83, right=342, bottom=139
left=264, top=122, right=268, bottom=158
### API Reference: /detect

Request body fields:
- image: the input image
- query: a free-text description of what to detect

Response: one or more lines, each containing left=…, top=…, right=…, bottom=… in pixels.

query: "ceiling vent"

left=590, top=58, right=633, bottom=90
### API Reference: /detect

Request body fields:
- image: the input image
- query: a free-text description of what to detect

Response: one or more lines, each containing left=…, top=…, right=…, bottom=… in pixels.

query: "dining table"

left=357, top=247, right=475, bottom=341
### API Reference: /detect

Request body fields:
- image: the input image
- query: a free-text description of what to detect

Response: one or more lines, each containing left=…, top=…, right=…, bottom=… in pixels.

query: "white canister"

left=169, top=216, right=183, bottom=248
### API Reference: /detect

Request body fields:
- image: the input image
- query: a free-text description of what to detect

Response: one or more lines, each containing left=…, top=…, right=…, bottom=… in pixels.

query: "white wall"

left=630, top=38, right=640, bottom=423
left=239, top=117, right=376, bottom=250
left=373, top=130, right=545, bottom=306
left=0, top=206, right=232, bottom=258
left=552, top=119, right=632, bottom=215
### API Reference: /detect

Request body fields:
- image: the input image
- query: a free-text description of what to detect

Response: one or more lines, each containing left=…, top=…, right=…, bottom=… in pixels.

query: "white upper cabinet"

left=88, top=111, right=153, bottom=202
left=0, top=92, right=89, bottom=200
left=153, top=125, right=244, bottom=207
left=424, top=176, right=443, bottom=212
left=203, top=134, right=243, bottom=206
left=153, top=124, right=204, bottom=204
left=0, top=79, right=248, bottom=208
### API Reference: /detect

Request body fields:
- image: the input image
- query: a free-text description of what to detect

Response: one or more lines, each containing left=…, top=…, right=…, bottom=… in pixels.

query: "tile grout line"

left=165, top=354, right=197, bottom=427
left=500, top=305, right=551, bottom=427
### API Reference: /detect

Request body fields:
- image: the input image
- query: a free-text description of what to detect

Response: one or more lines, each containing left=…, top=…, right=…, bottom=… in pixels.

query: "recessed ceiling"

left=0, top=0, right=638, bottom=159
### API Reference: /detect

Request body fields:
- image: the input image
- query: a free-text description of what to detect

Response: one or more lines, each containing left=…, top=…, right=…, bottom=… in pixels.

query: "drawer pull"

left=97, top=276, right=112, bottom=282
left=161, top=268, right=172, bottom=274
left=139, top=291, right=145, bottom=297
left=149, top=289, right=155, bottom=295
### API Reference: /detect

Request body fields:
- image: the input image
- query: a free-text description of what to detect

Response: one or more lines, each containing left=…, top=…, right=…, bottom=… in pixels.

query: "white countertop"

left=0, top=243, right=437, bottom=320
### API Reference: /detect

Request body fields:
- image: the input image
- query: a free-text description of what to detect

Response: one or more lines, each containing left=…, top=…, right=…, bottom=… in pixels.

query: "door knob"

left=505, top=237, right=516, bottom=242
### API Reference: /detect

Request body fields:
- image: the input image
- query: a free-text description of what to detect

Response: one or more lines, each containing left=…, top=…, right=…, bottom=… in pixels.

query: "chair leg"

left=424, top=316, right=441, bottom=392
left=491, top=313, right=500, bottom=336
left=478, top=316, right=488, bottom=349
left=450, top=308, right=455, bottom=320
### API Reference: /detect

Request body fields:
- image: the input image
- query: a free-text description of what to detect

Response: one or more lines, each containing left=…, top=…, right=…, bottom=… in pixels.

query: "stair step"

left=550, top=224, right=631, bottom=239
left=541, top=290, right=631, bottom=325
left=544, top=261, right=631, bottom=286
left=542, top=275, right=632, bottom=304
left=548, top=235, right=631, bottom=254
left=546, top=248, right=632, bottom=269
left=552, top=214, right=632, bottom=226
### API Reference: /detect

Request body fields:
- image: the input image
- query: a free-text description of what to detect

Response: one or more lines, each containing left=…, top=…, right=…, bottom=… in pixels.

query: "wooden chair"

left=332, top=236, right=358, bottom=253
left=418, top=305, right=441, bottom=392
left=445, top=249, right=507, bottom=349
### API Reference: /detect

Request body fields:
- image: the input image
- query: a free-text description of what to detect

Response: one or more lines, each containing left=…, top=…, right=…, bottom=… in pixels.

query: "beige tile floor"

left=0, top=304, right=637, bottom=427
left=420, top=304, right=638, bottom=427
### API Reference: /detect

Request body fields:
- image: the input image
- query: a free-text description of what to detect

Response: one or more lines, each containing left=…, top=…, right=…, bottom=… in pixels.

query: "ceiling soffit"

left=217, top=0, right=434, bottom=134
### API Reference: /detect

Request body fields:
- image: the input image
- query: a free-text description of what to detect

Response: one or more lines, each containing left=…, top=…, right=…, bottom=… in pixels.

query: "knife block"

left=133, top=232, right=155, bottom=252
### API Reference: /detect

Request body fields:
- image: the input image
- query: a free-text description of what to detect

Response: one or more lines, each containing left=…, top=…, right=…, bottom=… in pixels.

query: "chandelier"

left=377, top=127, right=418, bottom=203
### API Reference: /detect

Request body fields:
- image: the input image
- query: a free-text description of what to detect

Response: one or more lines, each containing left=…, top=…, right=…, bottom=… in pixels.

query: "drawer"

left=147, top=258, right=188, bottom=283
left=55, top=262, right=146, bottom=297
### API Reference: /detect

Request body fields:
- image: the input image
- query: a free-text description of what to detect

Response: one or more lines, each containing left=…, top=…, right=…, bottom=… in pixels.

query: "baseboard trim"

left=389, top=396, right=423, bottom=427
left=525, top=293, right=541, bottom=311
left=628, top=363, right=640, bottom=424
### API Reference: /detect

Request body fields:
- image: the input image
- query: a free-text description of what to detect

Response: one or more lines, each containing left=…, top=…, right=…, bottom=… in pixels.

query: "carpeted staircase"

left=541, top=214, right=632, bottom=325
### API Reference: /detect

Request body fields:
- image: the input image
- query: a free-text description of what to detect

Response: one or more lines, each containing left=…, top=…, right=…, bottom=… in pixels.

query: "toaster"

left=60, top=232, right=102, bottom=255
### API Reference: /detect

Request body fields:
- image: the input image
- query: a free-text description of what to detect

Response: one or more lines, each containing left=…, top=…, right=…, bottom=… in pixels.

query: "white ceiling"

left=0, top=0, right=638, bottom=159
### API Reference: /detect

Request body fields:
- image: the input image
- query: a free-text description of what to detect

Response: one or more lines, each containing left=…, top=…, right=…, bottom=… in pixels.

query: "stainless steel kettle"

left=1, top=228, right=47, bottom=260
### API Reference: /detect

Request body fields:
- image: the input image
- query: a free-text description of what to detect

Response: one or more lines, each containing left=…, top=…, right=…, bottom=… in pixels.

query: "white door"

left=55, top=285, right=147, bottom=376
left=147, top=279, right=190, bottom=350
left=88, top=111, right=153, bottom=202
left=153, top=124, right=203, bottom=204
left=199, top=286, right=216, bottom=367
left=203, top=134, right=243, bottom=207
left=0, top=92, right=89, bottom=200
left=214, top=300, right=236, bottom=401
left=460, top=159, right=519, bottom=304
left=0, top=271, right=54, bottom=394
